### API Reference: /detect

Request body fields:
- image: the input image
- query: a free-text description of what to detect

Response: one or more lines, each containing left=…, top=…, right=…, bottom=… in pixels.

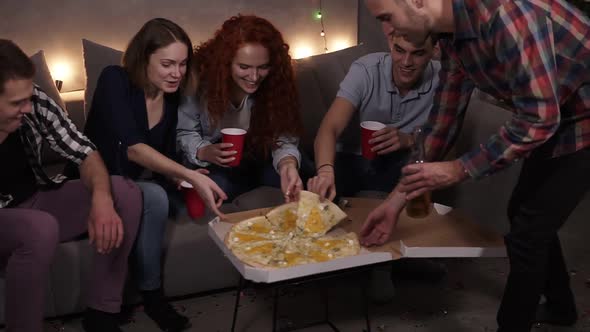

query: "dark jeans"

left=334, top=151, right=410, bottom=198
left=497, top=147, right=590, bottom=331
left=0, top=177, right=142, bottom=332
left=207, top=158, right=282, bottom=201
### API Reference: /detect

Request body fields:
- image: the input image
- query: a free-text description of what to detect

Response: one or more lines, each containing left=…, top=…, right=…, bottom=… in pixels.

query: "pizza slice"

left=231, top=239, right=285, bottom=268
left=269, top=239, right=312, bottom=268
left=296, top=191, right=348, bottom=237
left=312, top=232, right=360, bottom=258
left=226, top=216, right=285, bottom=249
left=265, top=202, right=299, bottom=234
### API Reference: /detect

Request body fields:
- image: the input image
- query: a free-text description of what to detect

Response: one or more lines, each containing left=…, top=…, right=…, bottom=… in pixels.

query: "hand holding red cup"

left=221, top=128, right=247, bottom=167
left=360, top=121, right=386, bottom=160
left=180, top=181, right=205, bottom=219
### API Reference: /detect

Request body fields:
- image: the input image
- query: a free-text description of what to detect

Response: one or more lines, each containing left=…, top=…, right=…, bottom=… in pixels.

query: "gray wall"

left=1, top=0, right=357, bottom=91
left=357, top=0, right=389, bottom=53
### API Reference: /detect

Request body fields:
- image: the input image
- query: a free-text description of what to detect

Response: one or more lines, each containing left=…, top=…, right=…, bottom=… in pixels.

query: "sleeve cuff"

left=186, top=140, right=212, bottom=168
left=459, top=149, right=493, bottom=180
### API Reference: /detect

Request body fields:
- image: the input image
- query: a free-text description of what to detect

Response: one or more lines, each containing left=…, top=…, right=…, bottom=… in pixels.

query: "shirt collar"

left=389, top=58, right=435, bottom=100
left=229, top=94, right=251, bottom=112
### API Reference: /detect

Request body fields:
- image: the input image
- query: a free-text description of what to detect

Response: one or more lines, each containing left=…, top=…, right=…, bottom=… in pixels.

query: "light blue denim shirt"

left=176, top=94, right=301, bottom=171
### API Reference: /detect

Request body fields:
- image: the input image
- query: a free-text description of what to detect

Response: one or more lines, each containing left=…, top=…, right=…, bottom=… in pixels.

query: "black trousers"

left=497, top=147, right=590, bottom=331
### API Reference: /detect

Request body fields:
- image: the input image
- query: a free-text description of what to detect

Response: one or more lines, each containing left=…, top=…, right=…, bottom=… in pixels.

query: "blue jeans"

left=334, top=151, right=410, bottom=198
left=207, top=159, right=281, bottom=201
left=134, top=181, right=169, bottom=291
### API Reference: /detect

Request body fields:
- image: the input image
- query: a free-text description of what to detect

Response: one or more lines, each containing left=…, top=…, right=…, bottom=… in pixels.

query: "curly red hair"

left=193, top=15, right=302, bottom=158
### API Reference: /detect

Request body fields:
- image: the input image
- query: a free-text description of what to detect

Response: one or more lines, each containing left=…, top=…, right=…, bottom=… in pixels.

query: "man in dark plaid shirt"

left=0, top=40, right=142, bottom=332
left=360, top=0, right=590, bottom=331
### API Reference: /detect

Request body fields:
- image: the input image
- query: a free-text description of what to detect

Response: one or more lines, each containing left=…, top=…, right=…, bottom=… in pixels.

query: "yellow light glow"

left=292, top=46, right=313, bottom=59
left=50, top=61, right=73, bottom=82
left=331, top=39, right=352, bottom=52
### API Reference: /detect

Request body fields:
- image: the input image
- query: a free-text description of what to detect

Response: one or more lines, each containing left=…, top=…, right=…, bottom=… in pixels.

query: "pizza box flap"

left=339, top=198, right=506, bottom=258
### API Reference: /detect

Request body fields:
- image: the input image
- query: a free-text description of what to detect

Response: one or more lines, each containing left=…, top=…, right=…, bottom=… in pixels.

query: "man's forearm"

left=79, top=150, right=113, bottom=199
left=313, top=129, right=338, bottom=172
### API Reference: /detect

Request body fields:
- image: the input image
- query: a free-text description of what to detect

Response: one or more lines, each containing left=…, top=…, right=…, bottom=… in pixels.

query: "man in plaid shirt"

left=0, top=40, right=142, bottom=332
left=360, top=0, right=590, bottom=331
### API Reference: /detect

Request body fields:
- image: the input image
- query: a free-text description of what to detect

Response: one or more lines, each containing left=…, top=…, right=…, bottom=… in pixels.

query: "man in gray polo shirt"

left=308, top=34, right=440, bottom=201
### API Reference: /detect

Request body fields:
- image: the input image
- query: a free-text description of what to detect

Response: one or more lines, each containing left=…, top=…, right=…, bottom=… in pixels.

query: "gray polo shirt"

left=336, top=52, right=440, bottom=154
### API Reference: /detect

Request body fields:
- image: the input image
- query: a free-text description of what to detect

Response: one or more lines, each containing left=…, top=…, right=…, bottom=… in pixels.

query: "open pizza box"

left=208, top=197, right=506, bottom=283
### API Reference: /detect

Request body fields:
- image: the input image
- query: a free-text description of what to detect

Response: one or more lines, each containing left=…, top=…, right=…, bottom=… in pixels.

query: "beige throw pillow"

left=29, top=50, right=67, bottom=111
left=81, top=39, right=123, bottom=118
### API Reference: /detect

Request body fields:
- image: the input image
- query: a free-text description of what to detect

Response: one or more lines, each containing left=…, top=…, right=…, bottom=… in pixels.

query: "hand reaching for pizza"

left=278, top=157, right=302, bottom=203
left=307, top=171, right=336, bottom=202
left=359, top=188, right=406, bottom=246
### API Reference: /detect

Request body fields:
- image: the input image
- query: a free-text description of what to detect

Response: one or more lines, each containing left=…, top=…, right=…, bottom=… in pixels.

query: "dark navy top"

left=83, top=65, right=179, bottom=180
left=0, top=129, right=38, bottom=207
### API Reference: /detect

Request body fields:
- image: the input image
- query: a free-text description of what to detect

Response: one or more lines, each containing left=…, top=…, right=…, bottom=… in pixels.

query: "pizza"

left=265, top=202, right=298, bottom=234
left=296, top=191, right=348, bottom=237
left=224, top=191, right=359, bottom=269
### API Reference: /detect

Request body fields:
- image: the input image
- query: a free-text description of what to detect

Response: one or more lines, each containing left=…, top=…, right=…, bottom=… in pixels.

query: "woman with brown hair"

left=81, top=18, right=227, bottom=332
left=177, top=15, right=304, bottom=202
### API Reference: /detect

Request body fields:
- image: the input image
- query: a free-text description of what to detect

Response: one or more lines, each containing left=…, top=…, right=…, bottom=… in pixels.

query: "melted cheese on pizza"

left=315, top=238, right=344, bottom=250
left=303, top=206, right=324, bottom=233
left=249, top=222, right=271, bottom=234
left=231, top=232, right=267, bottom=244
left=309, top=249, right=332, bottom=262
left=245, top=242, right=275, bottom=255
left=280, top=209, right=297, bottom=232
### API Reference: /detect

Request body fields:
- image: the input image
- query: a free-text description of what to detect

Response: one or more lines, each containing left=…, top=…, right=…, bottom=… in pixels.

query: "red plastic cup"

left=360, top=121, right=386, bottom=160
left=221, top=128, right=247, bottom=167
left=180, top=181, right=205, bottom=219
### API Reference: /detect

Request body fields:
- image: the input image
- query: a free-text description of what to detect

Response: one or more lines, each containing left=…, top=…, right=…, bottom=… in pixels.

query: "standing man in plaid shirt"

left=0, top=39, right=142, bottom=332
left=360, top=0, right=590, bottom=331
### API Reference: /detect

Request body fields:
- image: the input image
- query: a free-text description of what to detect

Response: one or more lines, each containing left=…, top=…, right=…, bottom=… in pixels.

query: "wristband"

left=316, top=163, right=334, bottom=172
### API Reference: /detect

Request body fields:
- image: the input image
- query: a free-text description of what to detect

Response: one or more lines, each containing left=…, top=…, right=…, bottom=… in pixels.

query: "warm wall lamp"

left=50, top=61, right=72, bottom=93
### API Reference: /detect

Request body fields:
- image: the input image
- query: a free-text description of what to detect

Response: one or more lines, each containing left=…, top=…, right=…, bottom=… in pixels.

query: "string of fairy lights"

left=317, top=0, right=328, bottom=53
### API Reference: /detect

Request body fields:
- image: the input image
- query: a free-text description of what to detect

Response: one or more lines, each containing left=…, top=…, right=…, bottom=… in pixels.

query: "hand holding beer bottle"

left=405, top=126, right=432, bottom=218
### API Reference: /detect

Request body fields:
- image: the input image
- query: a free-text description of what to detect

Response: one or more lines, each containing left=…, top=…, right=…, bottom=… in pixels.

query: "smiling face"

left=366, top=0, right=433, bottom=46
left=230, top=43, right=271, bottom=100
left=0, top=78, right=33, bottom=135
left=389, top=35, right=434, bottom=94
left=146, top=41, right=188, bottom=94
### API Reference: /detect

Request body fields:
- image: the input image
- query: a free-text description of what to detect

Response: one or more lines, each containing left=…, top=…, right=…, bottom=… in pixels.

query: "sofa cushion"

left=29, top=50, right=66, bottom=111
left=294, top=44, right=370, bottom=156
left=82, top=39, right=123, bottom=118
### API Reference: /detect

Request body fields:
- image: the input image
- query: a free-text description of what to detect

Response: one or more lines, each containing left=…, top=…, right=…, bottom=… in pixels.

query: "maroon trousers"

left=0, top=176, right=142, bottom=332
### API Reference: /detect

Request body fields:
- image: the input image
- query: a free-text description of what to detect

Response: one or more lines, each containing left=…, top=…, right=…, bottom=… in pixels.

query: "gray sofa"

left=0, top=42, right=518, bottom=323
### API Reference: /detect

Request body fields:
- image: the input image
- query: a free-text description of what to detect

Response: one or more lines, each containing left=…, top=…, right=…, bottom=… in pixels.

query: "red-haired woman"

left=177, top=15, right=304, bottom=202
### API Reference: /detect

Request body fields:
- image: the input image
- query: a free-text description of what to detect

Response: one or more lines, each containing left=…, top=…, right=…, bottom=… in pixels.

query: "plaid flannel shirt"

left=425, top=0, right=590, bottom=179
left=0, top=85, right=96, bottom=208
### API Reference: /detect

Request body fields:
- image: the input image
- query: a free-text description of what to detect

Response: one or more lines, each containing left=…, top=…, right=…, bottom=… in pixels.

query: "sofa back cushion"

left=82, top=39, right=123, bottom=119
left=294, top=44, right=370, bottom=157
left=29, top=50, right=66, bottom=111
